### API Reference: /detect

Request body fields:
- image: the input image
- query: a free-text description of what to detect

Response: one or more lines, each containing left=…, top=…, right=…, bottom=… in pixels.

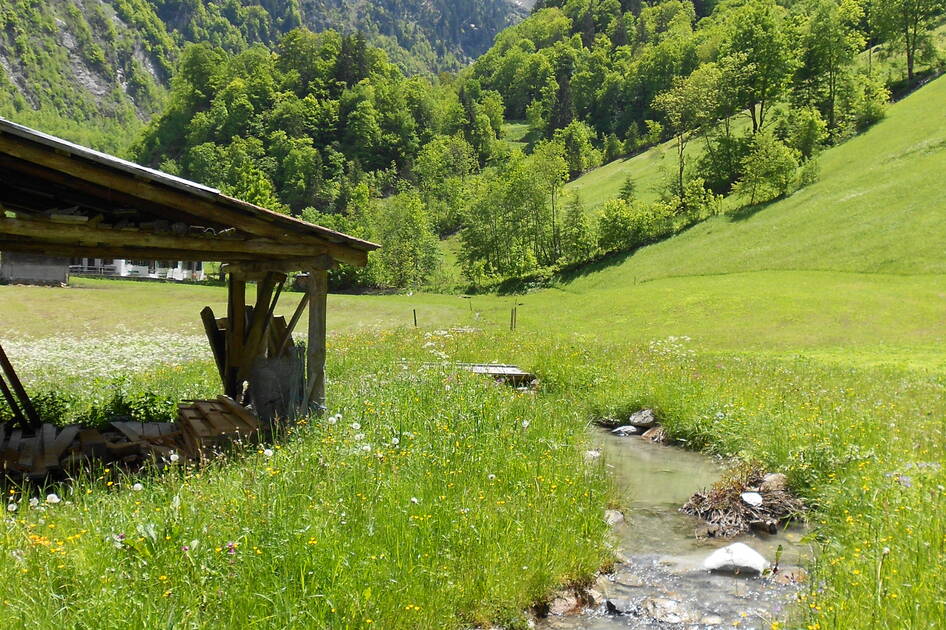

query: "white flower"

left=410, top=497, right=420, bottom=504
left=169, top=453, right=180, bottom=463
left=6, top=503, right=17, bottom=512
left=521, top=420, right=530, bottom=429
left=354, top=433, right=365, bottom=441
left=351, top=422, right=361, bottom=431
left=391, top=437, right=400, bottom=445
left=361, top=444, right=371, bottom=452
left=45, top=493, right=61, bottom=504
left=487, top=474, right=496, bottom=481
left=28, top=497, right=39, bottom=508
left=327, top=415, right=338, bottom=425
left=263, top=448, right=274, bottom=457
left=132, top=483, right=144, bottom=492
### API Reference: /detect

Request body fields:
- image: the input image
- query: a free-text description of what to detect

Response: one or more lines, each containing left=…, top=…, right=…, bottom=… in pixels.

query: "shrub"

left=732, top=132, right=800, bottom=205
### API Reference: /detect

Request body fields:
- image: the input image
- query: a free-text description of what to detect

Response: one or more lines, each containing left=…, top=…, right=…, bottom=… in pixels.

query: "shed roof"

left=0, top=117, right=378, bottom=268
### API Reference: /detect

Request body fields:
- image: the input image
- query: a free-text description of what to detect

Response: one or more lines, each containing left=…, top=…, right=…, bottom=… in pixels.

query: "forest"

left=3, top=0, right=944, bottom=288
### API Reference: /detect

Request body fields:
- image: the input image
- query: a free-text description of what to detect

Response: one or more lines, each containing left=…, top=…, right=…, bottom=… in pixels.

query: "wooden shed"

left=0, top=117, right=379, bottom=421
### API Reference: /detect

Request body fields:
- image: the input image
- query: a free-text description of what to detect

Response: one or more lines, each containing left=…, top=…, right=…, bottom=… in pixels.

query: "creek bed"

left=539, top=431, right=810, bottom=629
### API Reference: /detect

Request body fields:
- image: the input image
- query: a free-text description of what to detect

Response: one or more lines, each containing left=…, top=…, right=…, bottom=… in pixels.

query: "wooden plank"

left=47, top=424, right=82, bottom=467
left=6, top=429, right=21, bottom=460
left=78, top=429, right=106, bottom=458
left=40, top=423, right=58, bottom=469
left=194, top=402, right=235, bottom=436
left=238, top=273, right=283, bottom=380
left=0, top=217, right=336, bottom=259
left=109, top=421, right=145, bottom=443
left=0, top=342, right=41, bottom=429
left=305, top=268, right=329, bottom=411
left=0, top=134, right=372, bottom=266
left=216, top=396, right=260, bottom=433
left=277, top=292, right=309, bottom=356
left=200, top=306, right=227, bottom=387
left=268, top=316, right=288, bottom=357
left=18, top=437, right=35, bottom=470
left=0, top=373, right=26, bottom=428
left=226, top=276, right=247, bottom=399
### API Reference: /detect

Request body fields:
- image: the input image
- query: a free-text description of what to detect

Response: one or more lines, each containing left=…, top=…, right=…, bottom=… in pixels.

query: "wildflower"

left=181, top=545, right=190, bottom=552
left=132, top=483, right=144, bottom=492
left=45, top=494, right=61, bottom=505
left=410, top=497, right=420, bottom=504
left=226, top=541, right=237, bottom=555
left=28, top=498, right=39, bottom=508
left=487, top=474, right=496, bottom=481
left=354, top=433, right=365, bottom=441
left=351, top=422, right=361, bottom=431
left=362, top=444, right=371, bottom=453
left=327, top=415, right=338, bottom=425
left=263, top=449, right=274, bottom=457
left=169, top=453, right=180, bottom=463
left=521, top=420, right=530, bottom=429
left=391, top=437, right=400, bottom=445
left=6, top=503, right=17, bottom=513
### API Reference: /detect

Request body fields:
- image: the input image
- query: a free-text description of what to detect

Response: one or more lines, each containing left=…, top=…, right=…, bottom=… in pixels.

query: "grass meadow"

left=0, top=68, right=944, bottom=630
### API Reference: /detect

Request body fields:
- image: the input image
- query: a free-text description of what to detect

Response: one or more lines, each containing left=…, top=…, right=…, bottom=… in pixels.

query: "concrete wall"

left=0, top=252, right=70, bottom=285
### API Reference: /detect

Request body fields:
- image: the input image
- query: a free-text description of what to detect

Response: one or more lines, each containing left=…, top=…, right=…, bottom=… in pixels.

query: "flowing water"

left=539, top=432, right=811, bottom=629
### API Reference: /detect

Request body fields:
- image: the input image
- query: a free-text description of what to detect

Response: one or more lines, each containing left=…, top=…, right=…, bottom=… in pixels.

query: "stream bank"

left=538, top=431, right=811, bottom=629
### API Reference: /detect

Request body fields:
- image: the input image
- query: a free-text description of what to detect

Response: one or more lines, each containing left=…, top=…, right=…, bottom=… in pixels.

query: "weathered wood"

left=0, top=217, right=333, bottom=260
left=0, top=372, right=26, bottom=428
left=269, top=316, right=289, bottom=357
left=238, top=273, right=284, bottom=380
left=215, top=396, right=260, bottom=434
left=0, top=342, right=40, bottom=430
left=277, top=293, right=309, bottom=356
left=0, top=134, right=372, bottom=266
left=305, top=268, right=329, bottom=412
left=200, top=306, right=227, bottom=387
left=226, top=275, right=247, bottom=399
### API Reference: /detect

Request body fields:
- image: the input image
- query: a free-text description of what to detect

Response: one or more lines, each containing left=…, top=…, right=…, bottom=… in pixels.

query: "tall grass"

left=0, top=329, right=609, bottom=629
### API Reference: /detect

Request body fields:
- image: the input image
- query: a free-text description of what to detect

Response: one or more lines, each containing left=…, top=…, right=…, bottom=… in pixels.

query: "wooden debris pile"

left=0, top=396, right=260, bottom=480
left=682, top=465, right=804, bottom=538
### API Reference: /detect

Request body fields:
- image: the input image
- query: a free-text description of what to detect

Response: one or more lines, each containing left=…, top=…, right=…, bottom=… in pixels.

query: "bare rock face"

left=628, top=409, right=658, bottom=428
left=702, top=543, right=769, bottom=575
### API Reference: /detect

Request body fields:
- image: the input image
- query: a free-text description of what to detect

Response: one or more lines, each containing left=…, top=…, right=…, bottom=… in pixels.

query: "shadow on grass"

left=727, top=199, right=778, bottom=222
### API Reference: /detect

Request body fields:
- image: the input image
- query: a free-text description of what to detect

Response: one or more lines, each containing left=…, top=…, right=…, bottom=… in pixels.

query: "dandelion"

left=6, top=503, right=17, bottom=513
left=410, top=497, right=420, bottom=504
left=391, top=437, right=400, bottom=445
left=28, top=497, right=39, bottom=508
left=263, top=449, right=274, bottom=457
left=45, top=493, right=61, bottom=505
left=354, top=433, right=365, bottom=441
left=361, top=444, right=371, bottom=453
left=327, top=415, right=338, bottom=425
left=132, top=483, right=144, bottom=492
left=169, top=453, right=180, bottom=463
left=521, top=420, right=530, bottom=429
left=351, top=422, right=361, bottom=431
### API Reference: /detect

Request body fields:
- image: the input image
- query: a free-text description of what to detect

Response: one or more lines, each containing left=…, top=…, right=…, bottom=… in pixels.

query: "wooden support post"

left=276, top=293, right=310, bottom=356
left=0, top=372, right=27, bottom=428
left=0, top=341, right=40, bottom=430
left=305, top=267, right=329, bottom=413
left=226, top=274, right=247, bottom=399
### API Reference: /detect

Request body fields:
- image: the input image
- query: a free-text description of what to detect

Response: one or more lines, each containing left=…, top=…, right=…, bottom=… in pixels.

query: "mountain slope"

left=0, top=0, right=527, bottom=152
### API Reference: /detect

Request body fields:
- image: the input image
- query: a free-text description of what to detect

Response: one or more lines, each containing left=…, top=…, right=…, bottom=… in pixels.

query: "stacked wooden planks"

left=177, top=396, right=260, bottom=461
left=0, top=396, right=260, bottom=479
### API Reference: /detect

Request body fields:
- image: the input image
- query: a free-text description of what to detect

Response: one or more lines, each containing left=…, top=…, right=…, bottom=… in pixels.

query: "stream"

left=538, top=432, right=811, bottom=629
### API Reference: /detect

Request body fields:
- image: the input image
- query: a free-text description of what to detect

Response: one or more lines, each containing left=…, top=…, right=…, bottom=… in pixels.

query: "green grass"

left=501, top=120, right=530, bottom=152
left=1, top=60, right=946, bottom=630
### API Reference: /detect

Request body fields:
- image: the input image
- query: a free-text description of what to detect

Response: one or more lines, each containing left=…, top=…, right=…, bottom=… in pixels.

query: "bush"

left=732, top=133, right=800, bottom=205
left=848, top=74, right=889, bottom=132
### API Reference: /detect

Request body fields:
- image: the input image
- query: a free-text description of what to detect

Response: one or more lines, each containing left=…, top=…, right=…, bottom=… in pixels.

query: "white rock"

left=702, top=543, right=769, bottom=575
left=741, top=492, right=763, bottom=507
left=611, top=425, right=641, bottom=436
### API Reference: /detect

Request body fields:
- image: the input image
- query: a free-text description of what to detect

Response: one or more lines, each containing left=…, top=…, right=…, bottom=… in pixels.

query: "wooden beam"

left=0, top=239, right=302, bottom=264
left=0, top=217, right=330, bottom=259
left=200, top=307, right=227, bottom=388
left=0, top=342, right=40, bottom=430
left=304, top=268, right=329, bottom=413
left=226, top=276, right=247, bottom=399
left=0, top=134, right=371, bottom=266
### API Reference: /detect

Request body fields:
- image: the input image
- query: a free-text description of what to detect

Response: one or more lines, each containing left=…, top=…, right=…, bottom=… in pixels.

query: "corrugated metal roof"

left=0, top=117, right=379, bottom=252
